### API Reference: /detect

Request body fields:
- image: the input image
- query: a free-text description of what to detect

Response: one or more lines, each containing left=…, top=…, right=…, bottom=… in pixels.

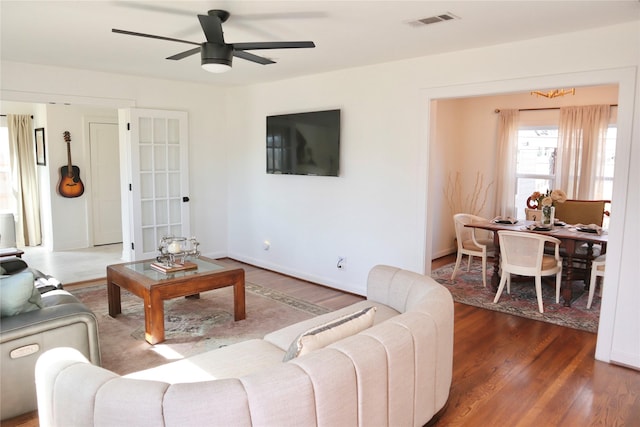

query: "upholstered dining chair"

left=588, top=254, right=606, bottom=309
left=554, top=199, right=610, bottom=282
left=493, top=230, right=563, bottom=314
left=451, top=213, right=495, bottom=288
left=554, top=199, right=609, bottom=226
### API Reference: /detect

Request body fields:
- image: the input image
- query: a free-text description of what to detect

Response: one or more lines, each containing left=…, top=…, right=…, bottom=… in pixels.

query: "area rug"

left=70, top=282, right=331, bottom=375
left=431, top=261, right=600, bottom=333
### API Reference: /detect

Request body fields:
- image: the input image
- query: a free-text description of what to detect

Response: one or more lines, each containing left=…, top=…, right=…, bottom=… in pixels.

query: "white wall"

left=225, top=73, right=428, bottom=294
left=1, top=21, right=638, bottom=368
left=429, top=98, right=464, bottom=259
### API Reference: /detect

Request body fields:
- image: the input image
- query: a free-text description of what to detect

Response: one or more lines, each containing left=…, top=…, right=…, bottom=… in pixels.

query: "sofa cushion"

left=0, top=271, right=43, bottom=317
left=125, top=339, right=286, bottom=384
left=283, top=306, right=376, bottom=362
left=264, top=300, right=399, bottom=352
left=0, top=257, right=28, bottom=275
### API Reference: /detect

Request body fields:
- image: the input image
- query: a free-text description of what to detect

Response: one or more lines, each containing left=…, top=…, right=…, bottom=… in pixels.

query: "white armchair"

left=451, top=213, right=495, bottom=288
left=493, top=230, right=563, bottom=313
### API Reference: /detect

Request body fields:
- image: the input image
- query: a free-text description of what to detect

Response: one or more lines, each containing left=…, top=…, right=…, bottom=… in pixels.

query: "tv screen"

left=266, top=109, right=340, bottom=176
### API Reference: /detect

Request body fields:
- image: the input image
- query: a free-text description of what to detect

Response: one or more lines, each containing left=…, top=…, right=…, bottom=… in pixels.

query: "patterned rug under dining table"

left=467, top=219, right=607, bottom=307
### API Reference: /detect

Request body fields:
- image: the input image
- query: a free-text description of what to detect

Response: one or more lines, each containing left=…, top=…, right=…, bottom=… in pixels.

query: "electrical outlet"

left=337, top=256, right=346, bottom=270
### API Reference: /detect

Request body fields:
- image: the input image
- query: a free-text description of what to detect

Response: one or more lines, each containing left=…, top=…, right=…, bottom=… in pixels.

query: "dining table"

left=466, top=219, right=608, bottom=307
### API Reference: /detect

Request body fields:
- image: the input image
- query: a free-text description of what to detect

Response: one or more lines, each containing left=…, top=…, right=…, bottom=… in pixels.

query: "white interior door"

left=120, top=109, right=190, bottom=261
left=89, top=122, right=122, bottom=245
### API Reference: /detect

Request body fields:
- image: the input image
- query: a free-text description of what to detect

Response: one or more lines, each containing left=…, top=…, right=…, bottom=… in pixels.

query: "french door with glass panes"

left=119, top=108, right=190, bottom=261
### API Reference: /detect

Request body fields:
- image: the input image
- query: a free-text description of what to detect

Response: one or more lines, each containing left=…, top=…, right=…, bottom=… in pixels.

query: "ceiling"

left=2, top=1, right=639, bottom=87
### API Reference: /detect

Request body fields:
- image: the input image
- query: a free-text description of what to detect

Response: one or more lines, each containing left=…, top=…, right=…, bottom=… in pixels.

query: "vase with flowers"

left=527, top=189, right=567, bottom=226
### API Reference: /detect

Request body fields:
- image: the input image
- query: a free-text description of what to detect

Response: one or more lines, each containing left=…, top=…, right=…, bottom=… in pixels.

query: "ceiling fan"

left=112, top=9, right=315, bottom=73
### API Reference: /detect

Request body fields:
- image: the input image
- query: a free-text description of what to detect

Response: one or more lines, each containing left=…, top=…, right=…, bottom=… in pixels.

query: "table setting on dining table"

left=489, top=216, right=606, bottom=236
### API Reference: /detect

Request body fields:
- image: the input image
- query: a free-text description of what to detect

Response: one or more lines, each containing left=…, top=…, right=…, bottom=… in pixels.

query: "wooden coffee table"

left=107, top=258, right=245, bottom=344
left=0, top=247, right=24, bottom=258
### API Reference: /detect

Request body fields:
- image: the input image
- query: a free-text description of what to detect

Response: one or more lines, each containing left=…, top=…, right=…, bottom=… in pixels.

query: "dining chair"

left=588, top=254, right=606, bottom=309
left=451, top=213, right=495, bottom=287
left=493, top=230, right=562, bottom=313
left=525, top=208, right=541, bottom=221
left=554, top=199, right=610, bottom=283
left=554, top=199, right=609, bottom=226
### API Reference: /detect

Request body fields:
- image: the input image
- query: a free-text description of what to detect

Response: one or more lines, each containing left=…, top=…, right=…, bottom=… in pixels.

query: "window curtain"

left=8, top=114, right=42, bottom=246
left=558, top=105, right=611, bottom=199
left=493, top=109, right=520, bottom=217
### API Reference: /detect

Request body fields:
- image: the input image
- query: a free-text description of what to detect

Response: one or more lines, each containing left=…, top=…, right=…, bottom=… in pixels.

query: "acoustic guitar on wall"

left=58, top=131, right=84, bottom=198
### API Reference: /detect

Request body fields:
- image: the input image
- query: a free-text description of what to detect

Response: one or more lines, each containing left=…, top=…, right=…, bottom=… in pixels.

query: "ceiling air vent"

left=409, top=12, right=460, bottom=27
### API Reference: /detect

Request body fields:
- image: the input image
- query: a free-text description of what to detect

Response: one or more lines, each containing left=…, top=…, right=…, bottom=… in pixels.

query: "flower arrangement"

left=527, top=189, right=567, bottom=225
left=527, top=189, right=567, bottom=209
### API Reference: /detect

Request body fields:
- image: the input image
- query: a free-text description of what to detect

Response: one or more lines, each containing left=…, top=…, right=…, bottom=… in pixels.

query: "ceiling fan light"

left=201, top=43, right=233, bottom=73
left=201, top=61, right=231, bottom=73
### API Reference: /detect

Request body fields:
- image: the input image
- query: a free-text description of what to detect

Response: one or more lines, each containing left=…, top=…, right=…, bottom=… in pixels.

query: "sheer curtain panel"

left=8, top=114, right=41, bottom=246
left=493, top=109, right=520, bottom=217
left=558, top=105, right=611, bottom=199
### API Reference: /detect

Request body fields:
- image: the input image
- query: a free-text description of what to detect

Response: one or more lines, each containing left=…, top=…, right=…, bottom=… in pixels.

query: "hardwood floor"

left=434, top=303, right=640, bottom=426
left=4, top=257, right=639, bottom=426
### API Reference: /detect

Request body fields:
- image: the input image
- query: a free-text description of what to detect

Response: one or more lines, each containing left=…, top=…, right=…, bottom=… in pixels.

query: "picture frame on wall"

left=35, top=127, right=46, bottom=165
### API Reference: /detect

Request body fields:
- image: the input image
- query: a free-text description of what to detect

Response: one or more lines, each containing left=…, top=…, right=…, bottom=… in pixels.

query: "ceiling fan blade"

left=231, top=11, right=327, bottom=21
left=197, top=14, right=225, bottom=43
left=167, top=47, right=201, bottom=60
left=233, top=50, right=275, bottom=65
left=112, top=2, right=195, bottom=17
left=112, top=29, right=200, bottom=46
left=233, top=41, right=315, bottom=51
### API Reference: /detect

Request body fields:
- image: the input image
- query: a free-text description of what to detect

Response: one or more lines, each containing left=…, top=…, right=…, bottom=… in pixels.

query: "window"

left=514, top=127, right=558, bottom=219
left=514, top=125, right=616, bottom=220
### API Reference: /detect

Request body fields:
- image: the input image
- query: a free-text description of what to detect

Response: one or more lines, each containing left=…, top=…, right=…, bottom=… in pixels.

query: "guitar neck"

left=66, top=141, right=73, bottom=176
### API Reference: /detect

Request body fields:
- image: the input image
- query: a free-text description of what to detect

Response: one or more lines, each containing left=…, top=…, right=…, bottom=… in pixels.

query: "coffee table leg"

left=107, top=281, right=121, bottom=317
left=144, top=292, right=165, bottom=345
left=233, top=273, right=246, bottom=321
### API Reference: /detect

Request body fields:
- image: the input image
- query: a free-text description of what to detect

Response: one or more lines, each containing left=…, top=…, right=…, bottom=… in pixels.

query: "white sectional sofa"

left=35, top=265, right=454, bottom=426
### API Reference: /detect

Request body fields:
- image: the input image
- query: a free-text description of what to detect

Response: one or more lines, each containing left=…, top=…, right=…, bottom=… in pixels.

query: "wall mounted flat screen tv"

left=266, top=109, right=340, bottom=176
